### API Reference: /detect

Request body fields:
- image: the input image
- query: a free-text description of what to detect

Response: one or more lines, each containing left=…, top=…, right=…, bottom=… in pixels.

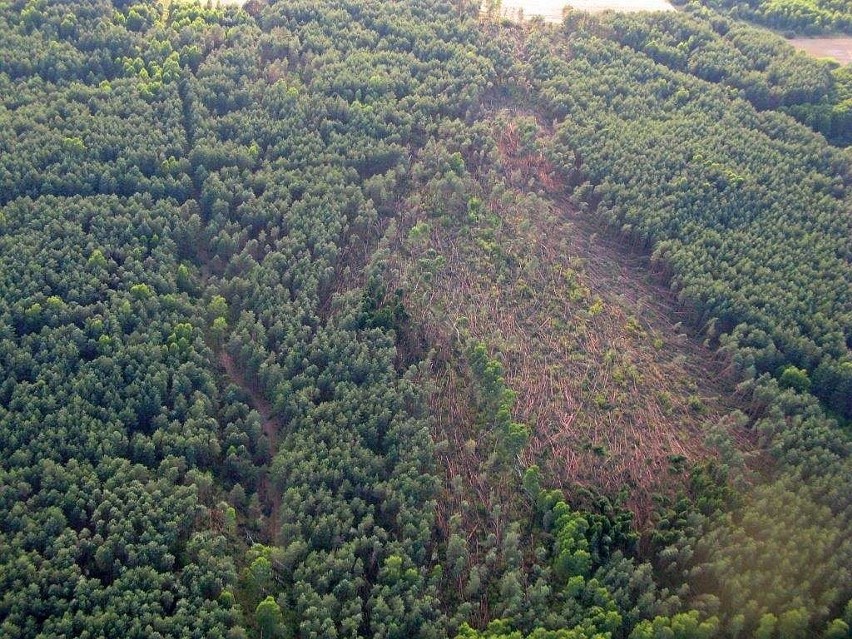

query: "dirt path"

left=219, top=350, right=282, bottom=546
left=171, top=22, right=284, bottom=551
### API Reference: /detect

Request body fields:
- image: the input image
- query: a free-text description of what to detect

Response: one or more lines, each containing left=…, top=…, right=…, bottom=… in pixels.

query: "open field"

left=787, top=37, right=852, bottom=64
left=492, top=0, right=674, bottom=22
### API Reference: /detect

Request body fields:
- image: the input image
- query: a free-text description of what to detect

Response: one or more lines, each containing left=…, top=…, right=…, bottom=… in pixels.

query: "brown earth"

left=787, top=37, right=852, bottom=64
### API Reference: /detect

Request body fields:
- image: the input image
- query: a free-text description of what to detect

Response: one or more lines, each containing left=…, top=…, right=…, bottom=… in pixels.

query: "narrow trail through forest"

left=219, top=350, right=282, bottom=546
left=175, top=50, right=284, bottom=548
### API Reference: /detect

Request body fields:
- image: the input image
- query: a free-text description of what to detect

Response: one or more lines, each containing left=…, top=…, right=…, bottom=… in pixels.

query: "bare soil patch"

left=489, top=0, right=674, bottom=23
left=787, top=37, right=852, bottom=64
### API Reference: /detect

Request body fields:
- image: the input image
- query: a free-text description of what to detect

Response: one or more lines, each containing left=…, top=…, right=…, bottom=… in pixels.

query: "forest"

left=0, top=1, right=848, bottom=638
left=679, top=0, right=852, bottom=35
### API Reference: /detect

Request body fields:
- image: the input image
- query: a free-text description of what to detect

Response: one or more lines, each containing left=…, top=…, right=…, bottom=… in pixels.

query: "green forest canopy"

left=0, top=1, right=849, bottom=639
left=679, top=0, right=852, bottom=35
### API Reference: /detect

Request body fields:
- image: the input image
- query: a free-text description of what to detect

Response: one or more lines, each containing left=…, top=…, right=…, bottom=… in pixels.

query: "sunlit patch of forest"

left=0, top=1, right=849, bottom=639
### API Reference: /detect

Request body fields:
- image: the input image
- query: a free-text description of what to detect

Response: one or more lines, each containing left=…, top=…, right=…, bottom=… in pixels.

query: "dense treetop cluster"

left=0, top=1, right=848, bottom=639
left=679, top=0, right=852, bottom=35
